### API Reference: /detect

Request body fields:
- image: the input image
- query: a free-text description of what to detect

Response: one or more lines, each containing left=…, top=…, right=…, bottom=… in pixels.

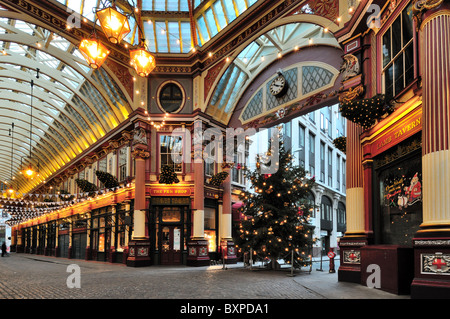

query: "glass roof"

left=207, top=22, right=339, bottom=122
left=0, top=16, right=133, bottom=194
left=55, top=0, right=259, bottom=53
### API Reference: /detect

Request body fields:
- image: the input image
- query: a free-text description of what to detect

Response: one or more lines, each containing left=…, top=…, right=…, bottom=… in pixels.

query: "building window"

left=118, top=146, right=128, bottom=181
left=342, top=159, right=346, bottom=191
left=382, top=2, right=414, bottom=99
left=158, top=82, right=184, bottom=113
left=160, top=134, right=183, bottom=173
left=309, top=133, right=315, bottom=154
left=232, top=153, right=244, bottom=184
left=205, top=146, right=215, bottom=177
left=320, top=142, right=325, bottom=183
left=299, top=124, right=305, bottom=149
left=321, top=196, right=332, bottom=221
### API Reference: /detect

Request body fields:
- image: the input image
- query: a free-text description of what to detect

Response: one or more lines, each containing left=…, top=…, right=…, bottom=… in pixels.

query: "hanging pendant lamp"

left=96, top=2, right=131, bottom=44
left=79, top=37, right=110, bottom=69
left=130, top=40, right=156, bottom=77
left=20, top=72, right=39, bottom=180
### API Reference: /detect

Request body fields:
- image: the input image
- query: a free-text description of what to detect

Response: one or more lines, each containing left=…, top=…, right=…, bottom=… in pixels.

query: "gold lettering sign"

left=150, top=187, right=191, bottom=196
left=376, top=118, right=421, bottom=150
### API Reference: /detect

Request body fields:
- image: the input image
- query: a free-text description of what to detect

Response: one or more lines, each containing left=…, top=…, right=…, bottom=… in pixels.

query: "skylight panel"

left=197, top=15, right=209, bottom=43
left=180, top=21, right=191, bottom=52
left=213, top=2, right=227, bottom=29
left=168, top=21, right=181, bottom=53
left=235, top=0, right=247, bottom=15
left=205, top=8, right=219, bottom=37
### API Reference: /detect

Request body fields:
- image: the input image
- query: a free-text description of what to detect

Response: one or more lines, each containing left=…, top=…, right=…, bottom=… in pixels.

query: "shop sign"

left=373, top=115, right=421, bottom=156
left=150, top=187, right=191, bottom=196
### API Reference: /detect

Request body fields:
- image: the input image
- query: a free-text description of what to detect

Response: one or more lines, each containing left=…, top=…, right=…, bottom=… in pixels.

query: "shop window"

left=375, top=141, right=422, bottom=247
left=116, top=212, right=126, bottom=253
left=204, top=207, right=216, bottom=252
left=160, top=134, right=183, bottom=173
left=161, top=207, right=181, bottom=222
left=382, top=2, right=414, bottom=99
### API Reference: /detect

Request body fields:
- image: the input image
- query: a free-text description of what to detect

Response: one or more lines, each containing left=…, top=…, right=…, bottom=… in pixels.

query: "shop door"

left=72, top=233, right=87, bottom=259
left=160, top=226, right=182, bottom=265
left=58, top=234, right=69, bottom=258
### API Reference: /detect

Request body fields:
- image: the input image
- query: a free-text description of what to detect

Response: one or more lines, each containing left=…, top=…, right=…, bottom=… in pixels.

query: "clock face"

left=270, top=75, right=286, bottom=96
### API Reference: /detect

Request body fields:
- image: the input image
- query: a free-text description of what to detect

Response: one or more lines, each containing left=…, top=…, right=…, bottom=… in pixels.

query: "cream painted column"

left=411, top=2, right=450, bottom=297
left=220, top=164, right=232, bottom=241
left=338, top=120, right=367, bottom=283
left=419, top=6, right=450, bottom=230
left=344, top=120, right=365, bottom=236
left=192, top=119, right=205, bottom=240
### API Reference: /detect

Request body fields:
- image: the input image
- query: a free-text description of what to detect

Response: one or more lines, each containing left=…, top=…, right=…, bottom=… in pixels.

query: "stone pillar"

left=411, top=0, right=450, bottom=298
left=127, top=122, right=151, bottom=267
left=187, top=119, right=209, bottom=266
left=220, top=164, right=237, bottom=264
left=85, top=212, right=91, bottom=260
left=68, top=221, right=72, bottom=259
left=338, top=120, right=367, bottom=283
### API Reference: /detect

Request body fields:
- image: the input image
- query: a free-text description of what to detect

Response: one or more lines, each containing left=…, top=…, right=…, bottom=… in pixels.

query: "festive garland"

left=339, top=94, right=394, bottom=129
left=333, top=136, right=346, bottom=154
left=209, top=171, right=229, bottom=187
left=159, top=165, right=180, bottom=184
left=96, top=170, right=119, bottom=188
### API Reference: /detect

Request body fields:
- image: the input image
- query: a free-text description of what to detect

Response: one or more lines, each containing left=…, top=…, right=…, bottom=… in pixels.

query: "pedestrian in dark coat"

left=1, top=242, right=6, bottom=257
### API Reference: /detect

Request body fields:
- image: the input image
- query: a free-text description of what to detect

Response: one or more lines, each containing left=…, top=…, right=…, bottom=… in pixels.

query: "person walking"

left=1, top=242, right=6, bottom=257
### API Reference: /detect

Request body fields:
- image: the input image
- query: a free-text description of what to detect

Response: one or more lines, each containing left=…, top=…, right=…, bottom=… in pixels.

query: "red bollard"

left=327, top=248, right=336, bottom=273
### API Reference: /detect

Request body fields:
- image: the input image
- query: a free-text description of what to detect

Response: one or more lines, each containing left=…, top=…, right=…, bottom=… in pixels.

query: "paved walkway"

left=0, top=253, right=409, bottom=301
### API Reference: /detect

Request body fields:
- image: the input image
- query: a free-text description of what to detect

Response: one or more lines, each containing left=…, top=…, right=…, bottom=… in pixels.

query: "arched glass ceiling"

left=207, top=22, right=339, bottom=123
left=0, top=16, right=133, bottom=194
left=55, top=0, right=259, bottom=53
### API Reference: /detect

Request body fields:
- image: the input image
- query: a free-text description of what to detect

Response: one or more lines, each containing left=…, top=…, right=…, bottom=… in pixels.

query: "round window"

left=158, top=82, right=184, bottom=113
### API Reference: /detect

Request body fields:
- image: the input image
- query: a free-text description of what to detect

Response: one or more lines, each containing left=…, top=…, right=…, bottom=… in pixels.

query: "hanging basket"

left=333, top=136, right=346, bottom=154
left=210, top=171, right=229, bottom=187
left=339, top=94, right=394, bottom=129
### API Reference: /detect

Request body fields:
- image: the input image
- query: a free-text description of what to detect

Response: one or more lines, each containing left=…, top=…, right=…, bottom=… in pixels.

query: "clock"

left=269, top=73, right=287, bottom=97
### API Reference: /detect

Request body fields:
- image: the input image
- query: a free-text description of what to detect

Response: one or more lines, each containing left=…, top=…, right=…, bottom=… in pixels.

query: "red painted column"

left=127, top=122, right=151, bottom=267
left=187, top=119, right=210, bottom=266
left=338, top=120, right=368, bottom=283
left=411, top=1, right=450, bottom=298
left=220, top=164, right=237, bottom=264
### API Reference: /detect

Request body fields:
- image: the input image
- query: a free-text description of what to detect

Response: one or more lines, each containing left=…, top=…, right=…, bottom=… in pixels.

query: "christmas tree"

left=96, top=170, right=119, bottom=189
left=234, top=139, right=315, bottom=269
left=75, top=178, right=98, bottom=197
left=159, top=165, right=180, bottom=184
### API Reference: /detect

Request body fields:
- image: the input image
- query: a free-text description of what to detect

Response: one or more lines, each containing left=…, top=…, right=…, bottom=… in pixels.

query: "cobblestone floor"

left=0, top=253, right=408, bottom=302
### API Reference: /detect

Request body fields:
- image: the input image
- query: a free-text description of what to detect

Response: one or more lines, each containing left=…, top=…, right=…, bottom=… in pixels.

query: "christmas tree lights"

left=234, top=140, right=315, bottom=269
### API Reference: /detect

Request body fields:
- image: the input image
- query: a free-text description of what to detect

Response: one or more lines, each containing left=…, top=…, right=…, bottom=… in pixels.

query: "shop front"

left=341, top=101, right=422, bottom=294
left=149, top=194, right=191, bottom=265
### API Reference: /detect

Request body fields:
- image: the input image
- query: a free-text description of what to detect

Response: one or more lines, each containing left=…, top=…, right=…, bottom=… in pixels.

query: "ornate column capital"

left=413, top=0, right=446, bottom=30
left=131, top=148, right=150, bottom=160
